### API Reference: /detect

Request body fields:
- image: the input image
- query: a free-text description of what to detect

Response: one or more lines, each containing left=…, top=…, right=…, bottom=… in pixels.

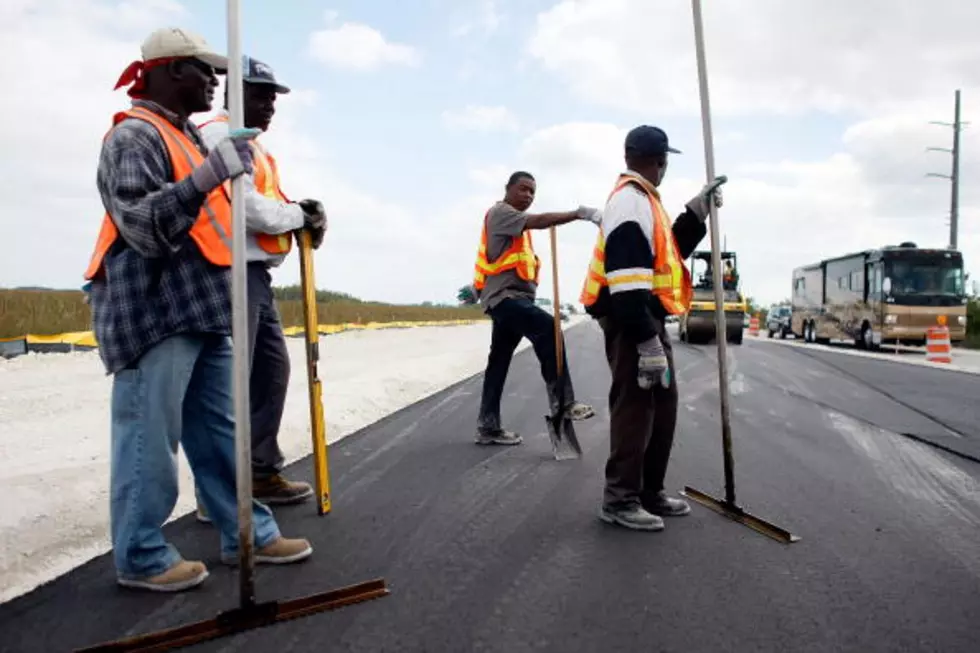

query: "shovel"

left=544, top=226, right=583, bottom=460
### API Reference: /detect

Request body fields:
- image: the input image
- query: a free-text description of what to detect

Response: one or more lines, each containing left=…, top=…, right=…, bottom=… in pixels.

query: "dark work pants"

left=599, top=316, right=679, bottom=509
left=477, top=297, right=575, bottom=432
left=247, top=262, right=291, bottom=479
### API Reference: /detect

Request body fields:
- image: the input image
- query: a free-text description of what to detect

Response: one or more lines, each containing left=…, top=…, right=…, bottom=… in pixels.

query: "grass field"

left=0, top=286, right=486, bottom=340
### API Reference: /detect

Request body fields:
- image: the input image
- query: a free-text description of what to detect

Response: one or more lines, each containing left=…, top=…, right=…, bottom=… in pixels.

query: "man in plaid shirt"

left=85, top=27, right=313, bottom=593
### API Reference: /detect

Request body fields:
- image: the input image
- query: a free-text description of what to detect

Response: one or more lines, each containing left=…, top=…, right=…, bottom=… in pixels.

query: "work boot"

left=252, top=474, right=314, bottom=505
left=642, top=490, right=691, bottom=517
left=564, top=401, right=595, bottom=421
left=222, top=537, right=313, bottom=566
left=599, top=504, right=665, bottom=531
left=117, top=560, right=209, bottom=593
left=475, top=428, right=523, bottom=445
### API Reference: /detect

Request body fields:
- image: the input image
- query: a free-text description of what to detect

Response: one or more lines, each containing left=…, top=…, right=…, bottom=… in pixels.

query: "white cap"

left=140, top=27, right=228, bottom=71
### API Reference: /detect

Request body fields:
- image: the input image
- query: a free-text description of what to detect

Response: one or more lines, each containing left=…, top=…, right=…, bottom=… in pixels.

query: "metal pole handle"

left=226, top=0, right=256, bottom=607
left=692, top=0, right=737, bottom=506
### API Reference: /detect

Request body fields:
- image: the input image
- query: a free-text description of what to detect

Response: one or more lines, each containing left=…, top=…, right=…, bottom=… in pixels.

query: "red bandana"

left=113, top=57, right=179, bottom=98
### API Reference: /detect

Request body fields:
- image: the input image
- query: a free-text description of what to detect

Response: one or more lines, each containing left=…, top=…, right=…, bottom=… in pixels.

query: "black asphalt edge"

left=767, top=382, right=980, bottom=466
left=893, top=431, right=980, bottom=465
left=0, top=320, right=593, bottom=609
left=762, top=339, right=980, bottom=379
left=782, top=346, right=976, bottom=443
left=674, top=339, right=980, bottom=465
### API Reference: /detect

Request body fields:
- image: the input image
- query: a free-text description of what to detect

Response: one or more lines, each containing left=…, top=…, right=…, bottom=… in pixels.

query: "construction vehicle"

left=678, top=250, right=747, bottom=345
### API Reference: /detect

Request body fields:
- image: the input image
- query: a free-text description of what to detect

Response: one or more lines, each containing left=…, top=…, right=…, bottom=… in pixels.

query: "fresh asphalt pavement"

left=2, top=320, right=979, bottom=652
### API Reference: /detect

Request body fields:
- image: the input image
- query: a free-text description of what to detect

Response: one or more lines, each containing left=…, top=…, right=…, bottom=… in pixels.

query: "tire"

left=780, top=327, right=788, bottom=340
left=768, top=329, right=774, bottom=338
left=860, top=323, right=877, bottom=351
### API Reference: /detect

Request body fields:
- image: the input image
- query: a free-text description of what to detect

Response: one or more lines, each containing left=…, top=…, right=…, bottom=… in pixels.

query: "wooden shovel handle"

left=549, top=226, right=563, bottom=377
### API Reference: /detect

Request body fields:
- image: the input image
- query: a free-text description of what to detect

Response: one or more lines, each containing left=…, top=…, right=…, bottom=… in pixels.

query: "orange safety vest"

left=472, top=208, right=540, bottom=290
left=84, top=106, right=233, bottom=281
left=197, top=114, right=292, bottom=255
left=579, top=173, right=693, bottom=314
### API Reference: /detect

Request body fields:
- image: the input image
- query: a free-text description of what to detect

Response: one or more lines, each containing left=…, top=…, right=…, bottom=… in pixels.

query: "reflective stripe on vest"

left=579, top=174, right=693, bottom=314
left=84, top=106, right=233, bottom=281
left=197, top=115, right=293, bottom=255
left=472, top=209, right=539, bottom=290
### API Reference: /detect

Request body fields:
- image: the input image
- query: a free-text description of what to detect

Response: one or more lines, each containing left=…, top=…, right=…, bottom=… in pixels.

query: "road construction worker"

left=462, top=171, right=602, bottom=445
left=197, top=56, right=326, bottom=512
left=580, top=125, right=726, bottom=531
left=723, top=260, right=737, bottom=289
left=84, top=27, right=312, bottom=592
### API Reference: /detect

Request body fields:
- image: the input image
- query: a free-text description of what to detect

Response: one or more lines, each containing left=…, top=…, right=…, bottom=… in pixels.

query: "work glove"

left=457, top=283, right=479, bottom=305
left=575, top=205, right=603, bottom=226
left=637, top=335, right=670, bottom=390
left=190, top=127, right=261, bottom=194
left=298, top=199, right=327, bottom=249
left=685, top=175, right=728, bottom=222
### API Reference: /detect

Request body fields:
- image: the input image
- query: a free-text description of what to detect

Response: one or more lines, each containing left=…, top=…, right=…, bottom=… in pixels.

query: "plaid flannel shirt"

left=88, top=100, right=231, bottom=375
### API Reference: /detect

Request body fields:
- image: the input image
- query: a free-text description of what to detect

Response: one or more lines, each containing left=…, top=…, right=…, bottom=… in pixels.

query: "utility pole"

left=926, top=89, right=967, bottom=250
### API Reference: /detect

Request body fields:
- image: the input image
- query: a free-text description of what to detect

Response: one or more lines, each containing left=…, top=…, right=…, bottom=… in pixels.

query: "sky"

left=1, top=0, right=979, bottom=308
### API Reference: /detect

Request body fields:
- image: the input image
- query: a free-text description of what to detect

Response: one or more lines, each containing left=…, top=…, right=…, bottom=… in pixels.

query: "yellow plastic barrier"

left=3, top=319, right=488, bottom=358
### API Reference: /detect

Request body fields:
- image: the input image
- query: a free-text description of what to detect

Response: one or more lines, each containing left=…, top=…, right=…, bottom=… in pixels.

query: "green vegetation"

left=965, top=296, right=980, bottom=349
left=0, top=287, right=486, bottom=340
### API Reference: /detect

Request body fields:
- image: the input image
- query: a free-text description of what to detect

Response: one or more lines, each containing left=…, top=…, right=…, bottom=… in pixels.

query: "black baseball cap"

left=624, top=125, right=681, bottom=157
left=242, top=55, right=291, bottom=94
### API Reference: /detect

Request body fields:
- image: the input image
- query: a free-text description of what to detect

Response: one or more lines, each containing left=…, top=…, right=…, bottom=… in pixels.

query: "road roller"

left=678, top=250, right=747, bottom=345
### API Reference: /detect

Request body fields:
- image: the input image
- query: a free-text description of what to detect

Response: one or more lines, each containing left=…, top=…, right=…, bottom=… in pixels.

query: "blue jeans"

left=110, top=334, right=281, bottom=580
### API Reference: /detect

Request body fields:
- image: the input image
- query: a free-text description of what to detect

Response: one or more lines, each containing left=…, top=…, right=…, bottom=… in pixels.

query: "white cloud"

left=0, top=0, right=192, bottom=289
left=519, top=0, right=980, bottom=306
left=0, top=0, right=443, bottom=305
left=469, top=117, right=980, bottom=308
left=2, top=0, right=978, bottom=314
left=308, top=19, right=421, bottom=71
left=442, top=105, right=520, bottom=132
left=528, top=0, right=980, bottom=118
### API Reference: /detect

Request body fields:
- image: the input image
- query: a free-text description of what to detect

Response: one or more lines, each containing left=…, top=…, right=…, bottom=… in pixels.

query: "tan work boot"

left=117, top=560, right=209, bottom=592
left=253, top=474, right=314, bottom=505
left=222, top=536, right=313, bottom=566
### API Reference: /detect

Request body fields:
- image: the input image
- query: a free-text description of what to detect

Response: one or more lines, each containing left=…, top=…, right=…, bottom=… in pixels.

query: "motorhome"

left=790, top=242, right=967, bottom=349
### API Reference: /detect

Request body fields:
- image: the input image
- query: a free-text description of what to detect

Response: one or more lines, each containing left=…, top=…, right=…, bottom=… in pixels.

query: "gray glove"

left=685, top=175, right=728, bottom=222
left=299, top=199, right=327, bottom=249
left=190, top=127, right=261, bottom=194
left=575, top=205, right=602, bottom=225
left=637, top=335, right=670, bottom=389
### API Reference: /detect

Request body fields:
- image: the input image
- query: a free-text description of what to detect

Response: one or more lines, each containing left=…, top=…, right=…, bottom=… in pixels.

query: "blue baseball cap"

left=242, top=55, right=291, bottom=94
left=624, top=125, right=681, bottom=157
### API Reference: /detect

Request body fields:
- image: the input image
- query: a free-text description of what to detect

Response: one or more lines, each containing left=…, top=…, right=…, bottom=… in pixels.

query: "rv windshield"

left=885, top=257, right=964, bottom=298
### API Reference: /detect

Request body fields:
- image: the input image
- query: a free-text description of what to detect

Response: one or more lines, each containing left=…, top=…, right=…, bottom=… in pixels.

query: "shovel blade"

left=546, top=414, right=582, bottom=460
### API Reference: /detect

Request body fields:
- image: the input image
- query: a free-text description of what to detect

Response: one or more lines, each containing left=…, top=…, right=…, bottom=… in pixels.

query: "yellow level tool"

left=297, top=227, right=331, bottom=515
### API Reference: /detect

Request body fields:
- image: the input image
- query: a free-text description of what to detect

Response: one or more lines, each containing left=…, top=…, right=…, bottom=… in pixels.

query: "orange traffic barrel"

left=749, top=315, right=760, bottom=336
left=925, top=326, right=952, bottom=364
